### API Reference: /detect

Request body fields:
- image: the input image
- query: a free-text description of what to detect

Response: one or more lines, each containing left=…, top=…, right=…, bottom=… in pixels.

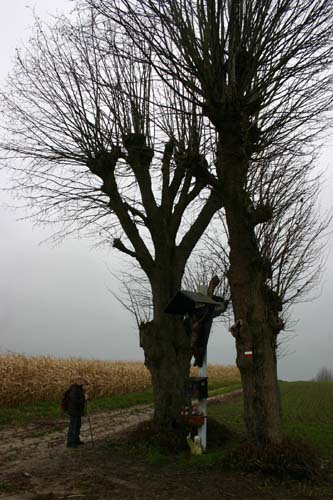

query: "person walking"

left=65, top=378, right=89, bottom=448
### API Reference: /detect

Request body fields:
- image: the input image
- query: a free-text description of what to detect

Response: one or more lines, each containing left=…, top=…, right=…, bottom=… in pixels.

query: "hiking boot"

left=66, top=443, right=78, bottom=448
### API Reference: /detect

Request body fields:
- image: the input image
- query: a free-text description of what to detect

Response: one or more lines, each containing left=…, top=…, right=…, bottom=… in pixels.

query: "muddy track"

left=0, top=392, right=242, bottom=500
left=1, top=391, right=331, bottom=500
left=0, top=404, right=153, bottom=475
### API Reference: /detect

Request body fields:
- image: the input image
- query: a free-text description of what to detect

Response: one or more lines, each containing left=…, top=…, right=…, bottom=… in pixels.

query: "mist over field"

left=0, top=0, right=332, bottom=383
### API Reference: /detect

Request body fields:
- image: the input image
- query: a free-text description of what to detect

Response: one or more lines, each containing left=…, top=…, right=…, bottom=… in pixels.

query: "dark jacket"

left=67, top=384, right=86, bottom=416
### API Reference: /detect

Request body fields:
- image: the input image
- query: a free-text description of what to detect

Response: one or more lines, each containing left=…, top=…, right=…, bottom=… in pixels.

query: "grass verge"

left=0, top=390, right=153, bottom=427
left=209, top=380, right=333, bottom=456
left=0, top=380, right=239, bottom=427
left=124, top=382, right=332, bottom=481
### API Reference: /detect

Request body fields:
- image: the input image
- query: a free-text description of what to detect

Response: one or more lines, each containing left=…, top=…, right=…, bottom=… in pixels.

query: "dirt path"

left=0, top=403, right=154, bottom=499
left=0, top=404, right=153, bottom=469
left=2, top=390, right=331, bottom=500
left=0, top=393, right=242, bottom=500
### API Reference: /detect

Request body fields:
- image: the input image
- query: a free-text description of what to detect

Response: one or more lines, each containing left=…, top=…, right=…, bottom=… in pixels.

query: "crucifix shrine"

left=164, top=276, right=228, bottom=451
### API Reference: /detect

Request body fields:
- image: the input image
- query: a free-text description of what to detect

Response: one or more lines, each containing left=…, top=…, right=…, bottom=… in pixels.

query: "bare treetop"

left=90, top=0, right=332, bottom=161
left=1, top=10, right=221, bottom=266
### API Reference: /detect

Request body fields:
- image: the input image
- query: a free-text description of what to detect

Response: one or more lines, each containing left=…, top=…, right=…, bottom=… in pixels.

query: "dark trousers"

left=67, top=415, right=82, bottom=445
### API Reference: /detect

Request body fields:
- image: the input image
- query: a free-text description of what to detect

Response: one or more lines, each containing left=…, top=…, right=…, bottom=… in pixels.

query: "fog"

left=0, top=1, right=332, bottom=380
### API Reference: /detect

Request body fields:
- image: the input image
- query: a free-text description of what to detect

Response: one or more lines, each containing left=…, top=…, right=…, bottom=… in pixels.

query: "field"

left=0, top=354, right=332, bottom=499
left=0, top=353, right=240, bottom=406
left=209, top=380, right=333, bottom=455
left=0, top=354, right=152, bottom=405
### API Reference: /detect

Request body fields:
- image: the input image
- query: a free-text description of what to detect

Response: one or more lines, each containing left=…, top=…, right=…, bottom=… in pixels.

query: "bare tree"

left=314, top=367, right=333, bottom=382
left=0, top=11, right=223, bottom=427
left=124, top=154, right=331, bottom=351
left=205, top=156, right=331, bottom=316
left=86, top=0, right=333, bottom=445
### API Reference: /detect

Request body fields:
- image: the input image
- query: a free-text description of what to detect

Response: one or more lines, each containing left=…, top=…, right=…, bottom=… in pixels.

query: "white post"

left=198, top=352, right=207, bottom=451
left=197, top=284, right=208, bottom=452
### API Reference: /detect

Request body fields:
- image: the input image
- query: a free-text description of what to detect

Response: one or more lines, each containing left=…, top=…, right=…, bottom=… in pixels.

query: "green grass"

left=2, top=378, right=332, bottom=479
left=0, top=389, right=154, bottom=427
left=0, top=380, right=240, bottom=428
left=87, top=388, right=154, bottom=412
left=209, top=380, right=333, bottom=456
left=208, top=394, right=245, bottom=432
left=0, top=400, right=64, bottom=426
left=2, top=379, right=331, bottom=458
left=208, top=380, right=242, bottom=396
left=280, top=381, right=333, bottom=454
left=145, top=448, right=172, bottom=465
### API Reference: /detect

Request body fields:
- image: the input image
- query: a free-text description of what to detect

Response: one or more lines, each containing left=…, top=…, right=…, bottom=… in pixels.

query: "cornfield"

left=0, top=353, right=239, bottom=407
left=0, top=354, right=151, bottom=406
left=192, top=364, right=240, bottom=384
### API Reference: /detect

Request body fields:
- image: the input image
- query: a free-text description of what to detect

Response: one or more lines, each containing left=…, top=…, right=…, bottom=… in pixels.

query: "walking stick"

left=86, top=403, right=95, bottom=447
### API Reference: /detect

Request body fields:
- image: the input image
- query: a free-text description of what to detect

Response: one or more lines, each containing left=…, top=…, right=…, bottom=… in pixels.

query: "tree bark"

left=220, top=131, right=283, bottom=446
left=139, top=267, right=192, bottom=426
left=140, top=272, right=192, bottom=428
left=140, top=315, right=191, bottom=426
left=135, top=178, right=221, bottom=428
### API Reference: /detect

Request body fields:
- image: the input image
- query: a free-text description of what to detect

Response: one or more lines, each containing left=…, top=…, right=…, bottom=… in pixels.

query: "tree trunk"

left=233, top=317, right=282, bottom=445
left=220, top=132, right=283, bottom=446
left=139, top=267, right=192, bottom=427
left=140, top=315, right=191, bottom=426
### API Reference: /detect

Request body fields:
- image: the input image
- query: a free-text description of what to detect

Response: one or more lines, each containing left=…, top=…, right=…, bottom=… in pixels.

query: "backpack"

left=61, top=388, right=71, bottom=412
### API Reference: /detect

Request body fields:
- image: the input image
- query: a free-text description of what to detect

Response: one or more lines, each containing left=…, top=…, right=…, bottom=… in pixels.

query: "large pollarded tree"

left=202, top=154, right=331, bottom=347
left=0, top=12, right=222, bottom=427
left=87, top=0, right=333, bottom=445
left=127, top=152, right=331, bottom=363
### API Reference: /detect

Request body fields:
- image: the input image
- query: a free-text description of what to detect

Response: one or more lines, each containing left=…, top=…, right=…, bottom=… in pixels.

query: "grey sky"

left=0, top=1, right=332, bottom=380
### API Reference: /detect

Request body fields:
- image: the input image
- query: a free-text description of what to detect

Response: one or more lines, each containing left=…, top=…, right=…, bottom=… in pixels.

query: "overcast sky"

left=0, top=1, right=332, bottom=381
